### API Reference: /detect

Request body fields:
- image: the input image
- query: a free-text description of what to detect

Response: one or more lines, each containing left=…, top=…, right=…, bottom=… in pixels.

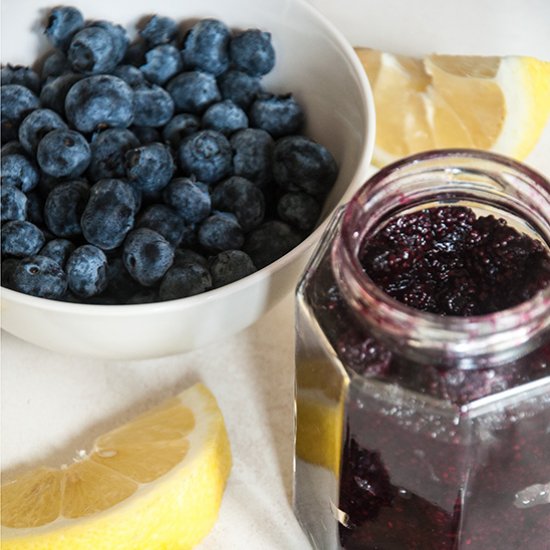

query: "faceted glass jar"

left=294, top=150, right=550, bottom=550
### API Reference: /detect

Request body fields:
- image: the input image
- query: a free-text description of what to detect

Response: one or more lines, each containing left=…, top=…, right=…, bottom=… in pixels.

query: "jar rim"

left=335, top=149, right=550, bottom=366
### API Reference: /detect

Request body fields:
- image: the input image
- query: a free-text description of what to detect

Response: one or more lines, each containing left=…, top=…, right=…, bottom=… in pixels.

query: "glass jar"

left=293, top=150, right=550, bottom=550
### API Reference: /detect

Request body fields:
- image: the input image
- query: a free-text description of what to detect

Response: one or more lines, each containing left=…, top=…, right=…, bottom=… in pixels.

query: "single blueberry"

left=140, top=44, right=182, bottom=85
left=198, top=212, right=244, bottom=252
left=81, top=179, right=138, bottom=250
left=66, top=244, right=108, bottom=297
left=45, top=6, right=84, bottom=50
left=1, top=84, right=40, bottom=143
left=39, top=238, right=75, bottom=268
left=217, top=70, right=262, bottom=109
left=91, top=20, right=129, bottom=63
left=162, top=114, right=200, bottom=149
left=202, top=100, right=248, bottom=136
left=137, top=204, right=186, bottom=247
left=139, top=15, right=179, bottom=46
left=12, top=255, right=67, bottom=299
left=131, top=126, right=161, bottom=145
left=277, top=191, right=321, bottom=232
left=249, top=93, right=304, bottom=138
left=41, top=50, right=71, bottom=79
left=112, top=64, right=146, bottom=88
left=37, top=129, right=91, bottom=178
left=1, top=65, right=40, bottom=94
left=182, top=19, right=231, bottom=76
left=65, top=75, right=134, bottom=133
left=68, top=26, right=122, bottom=74
left=211, top=176, right=265, bottom=231
left=39, top=72, right=82, bottom=116
left=162, top=177, right=211, bottom=224
left=132, top=83, right=174, bottom=127
left=229, top=29, right=275, bottom=76
left=178, top=129, right=232, bottom=184
left=273, top=135, right=338, bottom=197
left=125, top=142, right=174, bottom=193
left=1, top=185, right=27, bottom=221
left=1, top=153, right=39, bottom=192
left=89, top=128, right=140, bottom=181
left=209, top=249, right=256, bottom=287
left=166, top=71, right=221, bottom=114
left=123, top=227, right=174, bottom=286
left=159, top=262, right=212, bottom=300
left=230, top=128, right=274, bottom=188
left=44, top=180, right=90, bottom=238
left=244, top=220, right=302, bottom=268
left=1, top=220, right=45, bottom=258
left=18, top=108, right=68, bottom=154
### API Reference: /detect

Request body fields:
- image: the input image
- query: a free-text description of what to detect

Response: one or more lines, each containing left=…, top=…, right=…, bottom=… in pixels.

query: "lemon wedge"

left=1, top=383, right=231, bottom=550
left=356, top=48, right=550, bottom=166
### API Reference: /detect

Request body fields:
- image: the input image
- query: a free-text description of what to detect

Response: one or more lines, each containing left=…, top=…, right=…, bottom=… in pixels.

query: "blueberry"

left=18, top=108, right=68, bottom=154
left=277, top=191, right=321, bottom=232
left=65, top=75, right=134, bottom=133
left=91, top=20, right=129, bottom=63
left=1, top=185, right=27, bottom=221
left=182, top=19, right=231, bottom=76
left=39, top=72, right=82, bottom=116
left=273, top=135, right=338, bottom=197
left=166, top=71, right=221, bottom=114
left=217, top=70, right=262, bottom=109
left=37, top=129, right=91, bottom=178
left=211, top=176, right=265, bottom=231
left=1, top=220, right=45, bottom=258
left=244, top=220, right=302, bottom=268
left=132, top=83, right=174, bottom=127
left=45, top=6, right=84, bottom=50
left=125, top=142, right=174, bottom=193
left=81, top=179, right=138, bottom=250
left=1, top=153, right=39, bottom=192
left=202, top=100, right=248, bottom=136
left=159, top=262, right=212, bottom=300
left=229, top=29, right=275, bottom=76
left=198, top=212, right=244, bottom=252
left=112, top=64, right=146, bottom=88
left=39, top=238, right=75, bottom=268
left=12, top=255, right=67, bottom=299
left=140, top=44, right=183, bottom=85
left=1, top=84, right=40, bottom=143
left=68, top=26, right=122, bottom=74
left=209, top=250, right=256, bottom=287
left=89, top=128, right=140, bottom=181
left=178, top=129, right=232, bottom=184
left=249, top=93, right=304, bottom=138
left=44, top=180, right=90, bottom=238
left=137, top=204, right=186, bottom=246
left=123, top=227, right=174, bottom=286
left=66, top=244, right=108, bottom=297
left=1, top=257, right=19, bottom=289
left=1, top=65, right=40, bottom=94
left=162, top=114, right=200, bottom=149
left=162, top=177, right=211, bottom=224
left=230, top=128, right=274, bottom=188
left=41, top=51, right=71, bottom=79
left=139, top=15, right=179, bottom=46
left=131, top=126, right=161, bottom=145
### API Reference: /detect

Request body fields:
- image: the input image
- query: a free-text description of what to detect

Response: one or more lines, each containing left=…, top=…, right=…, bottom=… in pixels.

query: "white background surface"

left=2, top=1, right=550, bottom=549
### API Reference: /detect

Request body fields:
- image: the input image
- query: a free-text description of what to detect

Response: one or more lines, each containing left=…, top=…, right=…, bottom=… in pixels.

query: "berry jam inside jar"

left=294, top=150, right=550, bottom=550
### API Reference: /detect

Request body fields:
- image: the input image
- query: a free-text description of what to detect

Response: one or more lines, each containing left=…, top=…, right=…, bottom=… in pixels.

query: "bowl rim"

left=0, top=0, right=376, bottom=317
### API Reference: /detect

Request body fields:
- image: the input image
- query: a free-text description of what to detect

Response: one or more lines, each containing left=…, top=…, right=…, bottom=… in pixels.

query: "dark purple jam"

left=301, top=205, right=550, bottom=550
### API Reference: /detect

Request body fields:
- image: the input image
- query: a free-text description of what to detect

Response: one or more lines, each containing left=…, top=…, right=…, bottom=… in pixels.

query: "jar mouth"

left=335, top=149, right=550, bottom=367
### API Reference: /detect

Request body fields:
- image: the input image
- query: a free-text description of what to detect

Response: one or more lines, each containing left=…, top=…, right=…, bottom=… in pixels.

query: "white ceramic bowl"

left=0, top=0, right=374, bottom=359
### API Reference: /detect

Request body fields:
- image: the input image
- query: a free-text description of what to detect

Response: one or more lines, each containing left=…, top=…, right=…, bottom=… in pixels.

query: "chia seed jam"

left=293, top=150, right=550, bottom=550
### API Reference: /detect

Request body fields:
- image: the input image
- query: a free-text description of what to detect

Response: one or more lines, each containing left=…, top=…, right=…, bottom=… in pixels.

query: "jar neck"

left=332, top=149, right=550, bottom=368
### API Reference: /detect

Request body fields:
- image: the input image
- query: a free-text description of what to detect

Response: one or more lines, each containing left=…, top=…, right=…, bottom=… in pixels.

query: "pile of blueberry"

left=1, top=6, right=338, bottom=304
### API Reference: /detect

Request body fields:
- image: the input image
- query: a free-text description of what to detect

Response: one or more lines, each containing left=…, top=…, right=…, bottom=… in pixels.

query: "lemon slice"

left=1, top=383, right=232, bottom=550
left=356, top=48, right=550, bottom=166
